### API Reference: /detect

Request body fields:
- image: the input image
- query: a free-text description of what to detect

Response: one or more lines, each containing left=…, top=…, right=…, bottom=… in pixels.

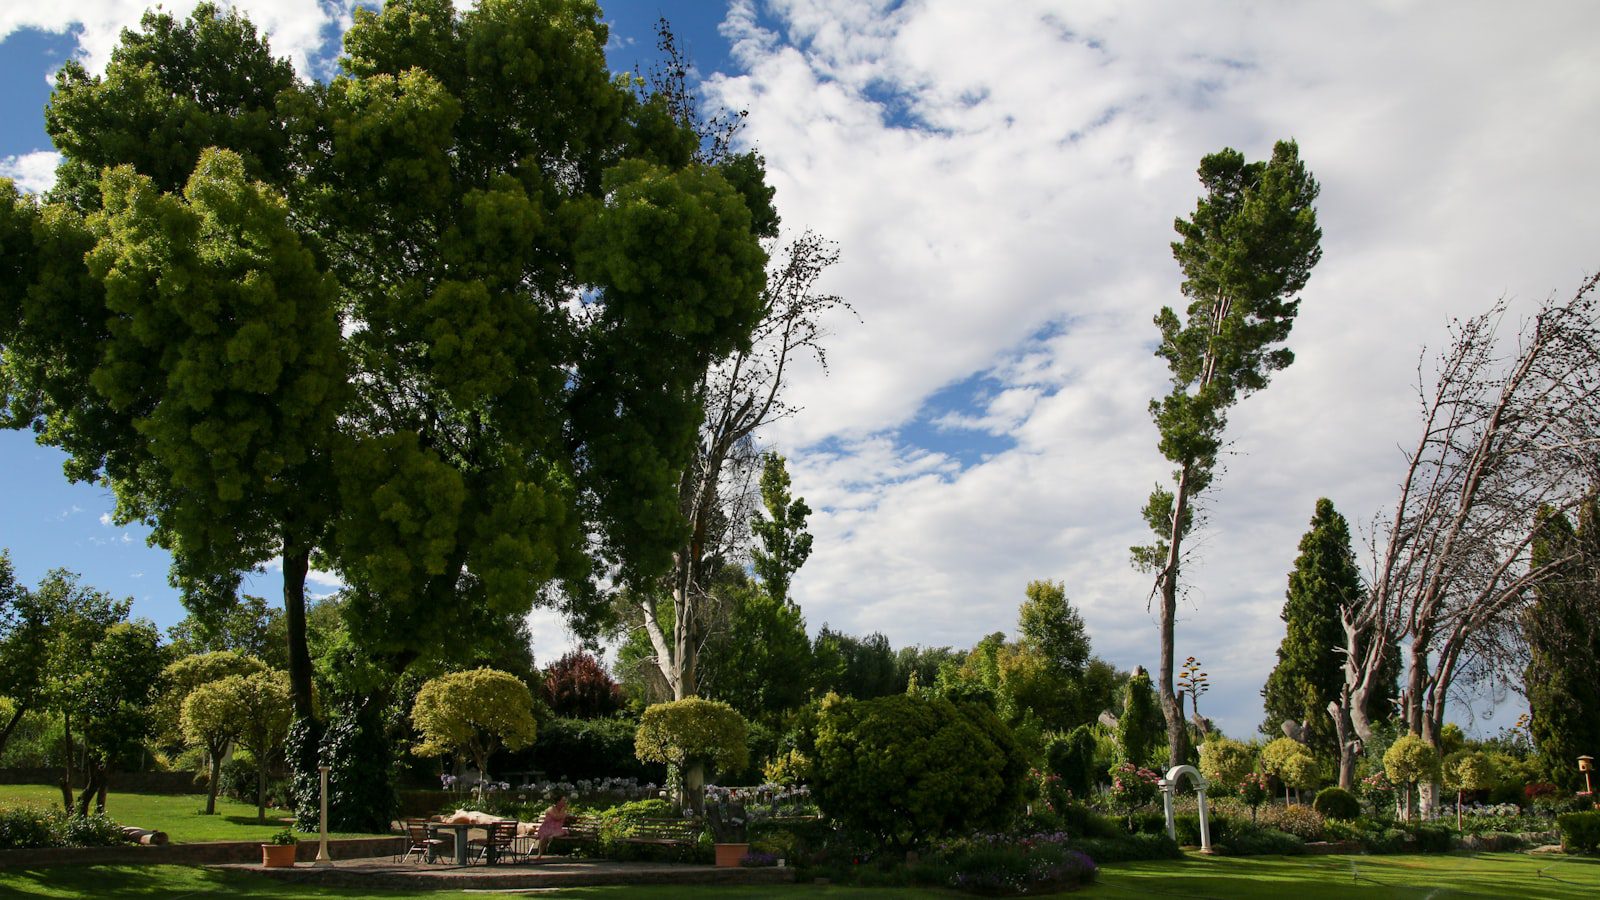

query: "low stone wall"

left=0, top=836, right=404, bottom=869
left=1300, top=840, right=1362, bottom=855
left=0, top=769, right=202, bottom=794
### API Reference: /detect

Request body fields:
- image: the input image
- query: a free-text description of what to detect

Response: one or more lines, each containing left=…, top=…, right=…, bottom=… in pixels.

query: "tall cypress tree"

left=1261, top=498, right=1360, bottom=756
left=1525, top=494, right=1600, bottom=789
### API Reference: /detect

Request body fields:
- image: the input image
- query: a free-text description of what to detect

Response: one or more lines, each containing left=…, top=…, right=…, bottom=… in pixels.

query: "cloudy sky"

left=3, top=1, right=1597, bottom=738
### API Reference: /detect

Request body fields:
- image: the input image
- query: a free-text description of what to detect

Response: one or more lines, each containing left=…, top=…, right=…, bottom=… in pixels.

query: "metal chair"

left=470, top=820, right=519, bottom=865
left=399, top=818, right=445, bottom=864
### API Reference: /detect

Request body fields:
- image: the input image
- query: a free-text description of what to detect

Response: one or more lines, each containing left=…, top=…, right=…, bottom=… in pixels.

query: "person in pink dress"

left=533, top=796, right=569, bottom=857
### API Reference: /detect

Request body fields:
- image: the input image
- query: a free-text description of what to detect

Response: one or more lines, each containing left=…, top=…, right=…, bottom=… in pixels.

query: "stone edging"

left=0, top=836, right=404, bottom=868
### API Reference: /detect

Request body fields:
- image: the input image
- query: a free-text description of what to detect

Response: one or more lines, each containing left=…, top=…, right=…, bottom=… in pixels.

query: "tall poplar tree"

left=751, top=452, right=813, bottom=606
left=1131, top=140, right=1322, bottom=768
left=1261, top=498, right=1360, bottom=754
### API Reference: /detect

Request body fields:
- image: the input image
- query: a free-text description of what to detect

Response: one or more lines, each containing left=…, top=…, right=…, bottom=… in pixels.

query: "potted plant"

left=261, top=829, right=299, bottom=868
left=704, top=785, right=749, bottom=867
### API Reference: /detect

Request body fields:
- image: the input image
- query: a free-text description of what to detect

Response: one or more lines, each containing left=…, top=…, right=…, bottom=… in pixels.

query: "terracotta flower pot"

left=714, top=842, right=749, bottom=868
left=261, top=844, right=298, bottom=868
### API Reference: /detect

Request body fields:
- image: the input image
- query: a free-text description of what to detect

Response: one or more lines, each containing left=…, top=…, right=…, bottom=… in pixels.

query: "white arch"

left=1158, top=764, right=1213, bottom=852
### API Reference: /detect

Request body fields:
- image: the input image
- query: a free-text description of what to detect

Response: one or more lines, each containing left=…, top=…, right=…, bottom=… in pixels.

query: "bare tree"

left=634, top=232, right=847, bottom=702
left=1331, top=272, right=1600, bottom=808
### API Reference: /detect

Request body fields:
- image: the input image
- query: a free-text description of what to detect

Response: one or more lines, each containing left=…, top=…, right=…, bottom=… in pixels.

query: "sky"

left=3, top=0, right=1598, bottom=740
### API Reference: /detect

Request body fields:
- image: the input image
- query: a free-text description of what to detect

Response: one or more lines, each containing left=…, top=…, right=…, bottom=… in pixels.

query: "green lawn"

left=0, top=785, right=385, bottom=844
left=2, top=854, right=1599, bottom=898
left=1089, top=851, right=1600, bottom=898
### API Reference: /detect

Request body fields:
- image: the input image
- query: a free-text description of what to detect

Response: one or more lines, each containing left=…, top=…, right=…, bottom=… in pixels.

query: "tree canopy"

left=411, top=667, right=537, bottom=785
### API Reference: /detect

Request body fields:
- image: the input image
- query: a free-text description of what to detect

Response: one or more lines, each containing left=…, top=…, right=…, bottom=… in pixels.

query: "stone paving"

left=224, top=855, right=798, bottom=890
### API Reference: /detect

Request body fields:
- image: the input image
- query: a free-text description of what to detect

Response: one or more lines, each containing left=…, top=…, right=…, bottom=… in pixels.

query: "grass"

left=0, top=784, right=384, bottom=844
left=2, top=853, right=1599, bottom=898
left=0, top=868, right=936, bottom=899
left=1088, top=850, right=1600, bottom=898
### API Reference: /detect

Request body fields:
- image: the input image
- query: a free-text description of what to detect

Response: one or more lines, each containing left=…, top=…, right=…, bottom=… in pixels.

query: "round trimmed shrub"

left=1313, top=786, right=1362, bottom=820
left=810, top=692, right=1028, bottom=849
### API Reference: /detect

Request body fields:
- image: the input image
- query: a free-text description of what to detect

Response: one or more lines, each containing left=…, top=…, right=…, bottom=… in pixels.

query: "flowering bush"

left=1238, top=772, right=1271, bottom=822
left=703, top=783, right=815, bottom=837
left=1107, top=763, right=1161, bottom=827
left=1362, top=771, right=1397, bottom=817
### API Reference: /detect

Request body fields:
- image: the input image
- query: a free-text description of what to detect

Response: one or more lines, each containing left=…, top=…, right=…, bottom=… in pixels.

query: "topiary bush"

left=1313, top=786, right=1361, bottom=820
left=635, top=698, right=749, bottom=801
left=810, top=692, right=1028, bottom=850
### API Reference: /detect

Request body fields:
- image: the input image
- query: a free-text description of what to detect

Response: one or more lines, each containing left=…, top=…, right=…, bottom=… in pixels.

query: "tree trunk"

left=60, top=711, right=74, bottom=813
left=1327, top=699, right=1357, bottom=790
left=206, top=751, right=222, bottom=815
left=281, top=543, right=316, bottom=721
left=1158, top=467, right=1194, bottom=770
left=256, top=764, right=267, bottom=823
left=0, top=702, right=27, bottom=759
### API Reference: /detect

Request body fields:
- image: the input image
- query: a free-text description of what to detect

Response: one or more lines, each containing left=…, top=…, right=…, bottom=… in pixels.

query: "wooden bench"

left=544, top=814, right=601, bottom=847
left=620, top=817, right=702, bottom=847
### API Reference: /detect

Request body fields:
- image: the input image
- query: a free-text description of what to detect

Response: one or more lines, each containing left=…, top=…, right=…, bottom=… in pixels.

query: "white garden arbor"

left=1158, top=764, right=1213, bottom=852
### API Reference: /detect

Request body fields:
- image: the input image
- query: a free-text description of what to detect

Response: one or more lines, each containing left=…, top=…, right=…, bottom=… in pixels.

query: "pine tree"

left=1261, top=498, right=1360, bottom=756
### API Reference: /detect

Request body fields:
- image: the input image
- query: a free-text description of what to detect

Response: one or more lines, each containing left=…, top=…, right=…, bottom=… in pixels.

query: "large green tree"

left=1131, top=140, right=1322, bottom=768
left=3, top=0, right=779, bottom=820
left=1525, top=495, right=1600, bottom=789
left=1018, top=579, right=1090, bottom=677
left=60, top=619, right=166, bottom=815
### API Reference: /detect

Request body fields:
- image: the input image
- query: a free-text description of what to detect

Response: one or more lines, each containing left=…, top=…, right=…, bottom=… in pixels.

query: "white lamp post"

left=314, top=765, right=333, bottom=867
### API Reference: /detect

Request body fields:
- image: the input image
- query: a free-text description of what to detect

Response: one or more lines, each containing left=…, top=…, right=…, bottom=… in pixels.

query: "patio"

left=222, top=856, right=798, bottom=890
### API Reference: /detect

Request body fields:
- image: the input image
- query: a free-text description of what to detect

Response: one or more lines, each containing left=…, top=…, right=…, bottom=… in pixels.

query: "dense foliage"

left=809, top=692, right=1028, bottom=849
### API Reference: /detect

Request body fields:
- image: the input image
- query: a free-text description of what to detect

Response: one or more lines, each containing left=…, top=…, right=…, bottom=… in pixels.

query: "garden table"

left=428, top=822, right=476, bottom=865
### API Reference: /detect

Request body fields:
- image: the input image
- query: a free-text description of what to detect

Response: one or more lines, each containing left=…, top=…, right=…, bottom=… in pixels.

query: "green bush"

left=1058, top=801, right=1121, bottom=840
left=1313, top=787, right=1361, bottom=820
left=535, top=716, right=662, bottom=782
left=1215, top=825, right=1304, bottom=856
left=1406, top=823, right=1453, bottom=853
left=1360, top=826, right=1410, bottom=854
left=0, top=806, right=122, bottom=850
left=1558, top=811, right=1600, bottom=852
left=1045, top=726, right=1099, bottom=799
left=1258, top=803, right=1326, bottom=841
left=810, top=692, right=1028, bottom=849
left=1069, top=832, right=1181, bottom=863
left=943, top=840, right=1098, bottom=895
left=1174, top=811, right=1237, bottom=846
left=60, top=812, right=122, bottom=847
left=0, top=806, right=61, bottom=850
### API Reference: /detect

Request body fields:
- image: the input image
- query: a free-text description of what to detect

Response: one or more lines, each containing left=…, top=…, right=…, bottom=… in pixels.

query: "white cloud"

left=708, top=0, right=1600, bottom=737
left=0, top=1, right=349, bottom=78
left=0, top=150, right=60, bottom=194
left=98, top=512, right=113, bottom=527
